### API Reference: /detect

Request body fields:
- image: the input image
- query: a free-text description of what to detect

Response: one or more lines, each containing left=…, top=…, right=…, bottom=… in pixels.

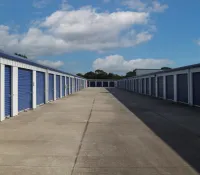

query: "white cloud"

left=33, top=0, right=50, bottom=8
left=0, top=5, right=153, bottom=57
left=60, top=0, right=73, bottom=10
left=197, top=39, right=200, bottom=46
left=93, top=55, right=174, bottom=73
left=37, top=60, right=64, bottom=68
left=122, top=0, right=168, bottom=13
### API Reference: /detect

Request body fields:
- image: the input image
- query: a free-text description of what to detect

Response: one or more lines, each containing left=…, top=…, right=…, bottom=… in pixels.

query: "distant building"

left=133, top=69, right=162, bottom=76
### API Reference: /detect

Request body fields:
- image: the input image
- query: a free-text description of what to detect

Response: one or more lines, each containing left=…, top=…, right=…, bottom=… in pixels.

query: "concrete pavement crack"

left=70, top=95, right=96, bottom=175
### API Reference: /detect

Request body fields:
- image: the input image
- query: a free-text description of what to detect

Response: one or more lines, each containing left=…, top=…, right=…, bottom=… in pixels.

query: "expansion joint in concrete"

left=70, top=95, right=96, bottom=175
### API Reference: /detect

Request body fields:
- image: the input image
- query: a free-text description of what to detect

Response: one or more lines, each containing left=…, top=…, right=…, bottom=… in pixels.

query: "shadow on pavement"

left=106, top=88, right=200, bottom=174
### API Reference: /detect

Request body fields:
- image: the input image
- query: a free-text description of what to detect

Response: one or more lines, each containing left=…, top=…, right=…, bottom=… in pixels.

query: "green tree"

left=84, top=71, right=96, bottom=79
left=15, top=53, right=28, bottom=59
left=125, top=70, right=136, bottom=77
left=76, top=73, right=84, bottom=77
left=161, top=67, right=171, bottom=70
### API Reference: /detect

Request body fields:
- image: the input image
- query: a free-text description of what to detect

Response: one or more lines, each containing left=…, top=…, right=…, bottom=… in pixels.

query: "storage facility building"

left=116, top=63, right=200, bottom=107
left=0, top=51, right=87, bottom=122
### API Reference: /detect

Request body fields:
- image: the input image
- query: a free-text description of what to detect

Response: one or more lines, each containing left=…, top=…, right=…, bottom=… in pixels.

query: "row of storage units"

left=116, top=64, right=200, bottom=107
left=0, top=52, right=87, bottom=122
left=87, top=80, right=116, bottom=87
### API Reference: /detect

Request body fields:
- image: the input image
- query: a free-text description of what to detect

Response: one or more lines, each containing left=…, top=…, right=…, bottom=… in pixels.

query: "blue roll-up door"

left=177, top=74, right=188, bottom=103
left=97, top=82, right=102, bottom=87
left=193, top=72, right=200, bottom=106
left=5, top=66, right=11, bottom=117
left=48, top=74, right=54, bottom=101
left=142, top=78, right=145, bottom=94
left=110, top=82, right=115, bottom=87
left=66, top=77, right=69, bottom=95
left=158, top=76, right=163, bottom=98
left=18, top=68, right=32, bottom=111
left=166, top=75, right=174, bottom=100
left=74, top=78, right=76, bottom=91
left=56, top=75, right=60, bottom=98
left=146, top=78, right=149, bottom=95
left=151, top=77, right=156, bottom=96
left=70, top=78, right=73, bottom=93
left=62, top=76, right=65, bottom=97
left=90, top=81, right=95, bottom=87
left=103, top=82, right=108, bottom=87
left=36, top=71, right=45, bottom=105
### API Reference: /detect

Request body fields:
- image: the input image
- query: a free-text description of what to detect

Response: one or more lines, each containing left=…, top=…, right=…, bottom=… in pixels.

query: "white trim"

left=54, top=74, right=56, bottom=100
left=45, top=72, right=48, bottom=103
left=149, top=77, right=151, bottom=96
left=69, top=77, right=71, bottom=94
left=155, top=76, right=158, bottom=97
left=32, top=70, right=36, bottom=109
left=163, top=75, right=166, bottom=100
left=190, top=67, right=200, bottom=73
left=0, top=64, right=5, bottom=121
left=12, top=66, right=18, bottom=117
left=60, top=76, right=62, bottom=98
left=64, top=76, right=66, bottom=96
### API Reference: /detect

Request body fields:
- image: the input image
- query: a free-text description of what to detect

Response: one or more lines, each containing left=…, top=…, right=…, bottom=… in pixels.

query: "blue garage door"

left=97, top=82, right=102, bottom=87
left=177, top=74, right=188, bottom=103
left=158, top=76, right=164, bottom=98
left=90, top=81, right=95, bottom=87
left=146, top=78, right=149, bottom=95
left=5, top=66, right=11, bottom=117
left=151, top=77, right=156, bottom=96
left=48, top=74, right=54, bottom=101
left=75, top=78, right=77, bottom=92
left=36, top=72, right=45, bottom=105
left=66, top=77, right=69, bottom=95
left=56, top=75, right=60, bottom=98
left=62, top=76, right=65, bottom=97
left=18, top=68, right=32, bottom=111
left=142, top=78, right=145, bottom=94
left=166, top=75, right=174, bottom=100
left=70, top=78, right=73, bottom=93
left=193, top=72, right=200, bottom=106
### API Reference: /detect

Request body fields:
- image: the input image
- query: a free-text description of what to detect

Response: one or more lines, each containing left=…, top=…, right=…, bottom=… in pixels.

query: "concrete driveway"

left=0, top=88, right=199, bottom=175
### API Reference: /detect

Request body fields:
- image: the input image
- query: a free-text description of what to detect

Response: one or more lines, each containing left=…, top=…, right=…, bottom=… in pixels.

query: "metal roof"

left=119, top=63, right=200, bottom=80
left=0, top=51, right=85, bottom=79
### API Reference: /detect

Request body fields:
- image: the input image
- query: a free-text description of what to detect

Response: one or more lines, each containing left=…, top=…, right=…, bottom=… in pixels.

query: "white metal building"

left=0, top=51, right=87, bottom=122
left=116, top=63, right=200, bottom=107
left=133, top=69, right=163, bottom=76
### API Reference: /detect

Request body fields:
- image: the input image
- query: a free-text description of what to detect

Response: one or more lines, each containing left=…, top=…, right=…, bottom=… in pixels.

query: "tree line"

left=77, top=67, right=171, bottom=79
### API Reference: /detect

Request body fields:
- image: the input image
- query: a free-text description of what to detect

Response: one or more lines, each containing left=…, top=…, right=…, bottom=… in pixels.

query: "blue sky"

left=0, top=0, right=200, bottom=74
